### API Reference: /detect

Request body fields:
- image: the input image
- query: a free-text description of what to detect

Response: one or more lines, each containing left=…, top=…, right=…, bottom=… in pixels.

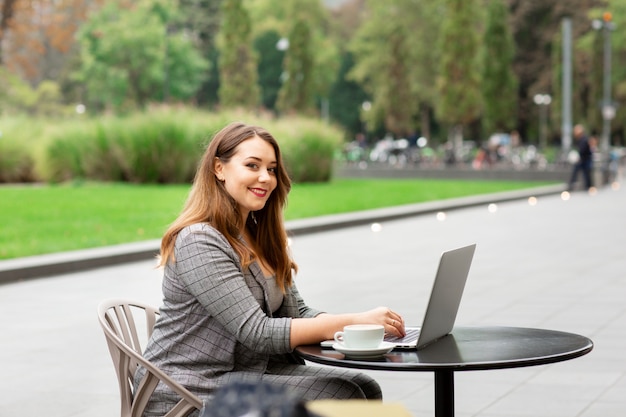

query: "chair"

left=98, top=299, right=203, bottom=417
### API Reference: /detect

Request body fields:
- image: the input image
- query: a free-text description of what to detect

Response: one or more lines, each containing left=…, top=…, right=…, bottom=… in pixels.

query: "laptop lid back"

left=416, top=243, right=476, bottom=349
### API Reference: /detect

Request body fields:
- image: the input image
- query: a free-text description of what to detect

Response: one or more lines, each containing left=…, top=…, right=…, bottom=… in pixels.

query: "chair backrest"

left=98, top=299, right=203, bottom=417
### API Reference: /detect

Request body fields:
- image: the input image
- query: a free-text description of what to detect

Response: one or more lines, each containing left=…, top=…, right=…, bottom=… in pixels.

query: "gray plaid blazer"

left=136, top=223, right=322, bottom=413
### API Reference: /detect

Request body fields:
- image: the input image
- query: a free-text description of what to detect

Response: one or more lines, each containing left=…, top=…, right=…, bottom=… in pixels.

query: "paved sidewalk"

left=1, top=182, right=625, bottom=417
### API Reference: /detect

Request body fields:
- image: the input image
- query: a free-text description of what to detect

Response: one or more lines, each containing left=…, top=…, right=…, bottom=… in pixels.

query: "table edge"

left=295, top=326, right=594, bottom=372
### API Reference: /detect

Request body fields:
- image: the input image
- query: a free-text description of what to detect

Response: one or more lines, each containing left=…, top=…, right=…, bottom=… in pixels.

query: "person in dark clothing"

left=568, top=124, right=594, bottom=191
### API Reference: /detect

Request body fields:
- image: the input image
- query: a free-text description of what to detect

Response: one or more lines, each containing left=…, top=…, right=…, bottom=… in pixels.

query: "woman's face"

left=215, top=135, right=278, bottom=221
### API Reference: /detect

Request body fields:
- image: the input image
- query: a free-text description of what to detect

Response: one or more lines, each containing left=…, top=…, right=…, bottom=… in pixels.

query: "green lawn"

left=0, top=179, right=554, bottom=259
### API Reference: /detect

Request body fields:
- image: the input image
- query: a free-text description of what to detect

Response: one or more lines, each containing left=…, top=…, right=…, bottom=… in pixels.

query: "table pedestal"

left=435, top=370, right=454, bottom=417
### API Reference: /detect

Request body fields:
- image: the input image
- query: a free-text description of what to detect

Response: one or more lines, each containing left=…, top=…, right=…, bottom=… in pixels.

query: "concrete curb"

left=0, top=184, right=566, bottom=284
left=285, top=184, right=566, bottom=235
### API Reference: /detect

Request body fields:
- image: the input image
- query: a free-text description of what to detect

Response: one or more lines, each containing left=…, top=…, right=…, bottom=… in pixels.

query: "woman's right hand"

left=290, top=307, right=406, bottom=348
left=358, top=306, right=406, bottom=338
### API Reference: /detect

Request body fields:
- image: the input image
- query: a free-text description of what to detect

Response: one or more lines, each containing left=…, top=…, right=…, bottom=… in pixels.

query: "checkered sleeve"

left=174, top=224, right=292, bottom=354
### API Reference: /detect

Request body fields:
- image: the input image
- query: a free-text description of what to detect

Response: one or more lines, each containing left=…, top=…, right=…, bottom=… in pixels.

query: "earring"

left=251, top=211, right=258, bottom=225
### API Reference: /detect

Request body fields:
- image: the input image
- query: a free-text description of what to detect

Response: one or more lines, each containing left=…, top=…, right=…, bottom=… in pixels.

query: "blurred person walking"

left=568, top=124, right=595, bottom=191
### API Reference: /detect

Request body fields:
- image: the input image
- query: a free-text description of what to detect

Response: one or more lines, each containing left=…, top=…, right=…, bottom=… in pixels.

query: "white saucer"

left=332, top=342, right=395, bottom=359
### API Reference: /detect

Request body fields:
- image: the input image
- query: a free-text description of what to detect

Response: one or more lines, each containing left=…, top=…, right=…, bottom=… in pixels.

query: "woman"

left=136, top=121, right=406, bottom=415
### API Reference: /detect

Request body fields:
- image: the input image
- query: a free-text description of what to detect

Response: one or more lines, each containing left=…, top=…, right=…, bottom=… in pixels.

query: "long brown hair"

left=159, top=121, right=297, bottom=291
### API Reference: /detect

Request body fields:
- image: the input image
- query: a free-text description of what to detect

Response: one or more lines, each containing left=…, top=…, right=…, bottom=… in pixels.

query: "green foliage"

left=245, top=0, right=290, bottom=35
left=76, top=0, right=208, bottom=111
left=0, top=138, right=35, bottom=183
left=114, top=114, right=206, bottom=183
left=378, top=23, right=416, bottom=135
left=1, top=0, right=617, bottom=146
left=164, top=32, right=212, bottom=100
left=0, top=116, right=50, bottom=182
left=285, top=132, right=335, bottom=182
left=436, top=0, right=484, bottom=128
left=0, top=68, right=70, bottom=116
left=328, top=52, right=369, bottom=137
left=254, top=30, right=286, bottom=110
left=349, top=0, right=440, bottom=136
left=482, top=0, right=518, bottom=133
left=45, top=124, right=90, bottom=181
left=178, top=0, right=222, bottom=48
left=248, top=0, right=339, bottom=112
left=217, top=0, right=260, bottom=109
left=0, top=67, right=35, bottom=114
left=271, top=117, right=343, bottom=182
left=177, top=0, right=222, bottom=106
left=277, top=19, right=315, bottom=114
left=25, top=108, right=342, bottom=184
left=32, top=81, right=66, bottom=116
left=45, top=109, right=210, bottom=183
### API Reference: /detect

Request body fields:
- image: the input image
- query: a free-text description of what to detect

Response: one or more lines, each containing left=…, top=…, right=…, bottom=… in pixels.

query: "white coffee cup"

left=333, top=324, right=384, bottom=349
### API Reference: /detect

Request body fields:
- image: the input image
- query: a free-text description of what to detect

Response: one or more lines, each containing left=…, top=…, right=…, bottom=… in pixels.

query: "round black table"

left=295, top=326, right=593, bottom=417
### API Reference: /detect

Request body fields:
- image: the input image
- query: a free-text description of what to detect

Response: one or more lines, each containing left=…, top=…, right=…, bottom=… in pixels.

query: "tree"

left=248, top=0, right=339, bottom=117
left=507, top=0, right=602, bottom=141
left=328, top=51, right=369, bottom=137
left=0, top=0, right=18, bottom=65
left=0, top=65, right=36, bottom=113
left=405, top=0, right=446, bottom=142
left=291, top=1, right=340, bottom=117
left=436, top=0, right=484, bottom=149
left=178, top=0, right=222, bottom=106
left=347, top=0, right=446, bottom=139
left=0, top=0, right=101, bottom=85
left=217, top=0, right=259, bottom=109
left=0, top=65, right=70, bottom=115
left=254, top=29, right=285, bottom=111
left=325, top=0, right=370, bottom=136
left=348, top=1, right=421, bottom=136
left=327, top=0, right=366, bottom=45
left=276, top=19, right=314, bottom=114
left=76, top=0, right=208, bottom=110
left=482, top=0, right=518, bottom=134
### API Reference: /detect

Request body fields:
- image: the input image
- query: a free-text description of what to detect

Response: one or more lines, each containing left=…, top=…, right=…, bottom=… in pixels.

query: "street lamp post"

left=533, top=94, right=552, bottom=149
left=592, top=12, right=615, bottom=181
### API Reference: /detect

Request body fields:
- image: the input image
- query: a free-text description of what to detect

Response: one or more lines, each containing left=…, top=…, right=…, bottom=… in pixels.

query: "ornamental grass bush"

left=0, top=116, right=45, bottom=183
left=7, top=107, right=343, bottom=184
left=271, top=117, right=342, bottom=182
left=45, top=110, right=209, bottom=183
left=0, top=140, right=36, bottom=183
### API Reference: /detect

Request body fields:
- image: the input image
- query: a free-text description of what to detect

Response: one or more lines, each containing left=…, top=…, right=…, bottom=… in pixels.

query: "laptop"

left=383, top=243, right=476, bottom=350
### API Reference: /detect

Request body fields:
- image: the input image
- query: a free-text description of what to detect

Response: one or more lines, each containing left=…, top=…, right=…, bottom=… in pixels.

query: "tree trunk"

left=448, top=124, right=464, bottom=164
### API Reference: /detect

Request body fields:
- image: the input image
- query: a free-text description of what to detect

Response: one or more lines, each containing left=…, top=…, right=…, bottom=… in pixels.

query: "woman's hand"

left=290, top=307, right=406, bottom=348
left=359, top=306, right=406, bottom=338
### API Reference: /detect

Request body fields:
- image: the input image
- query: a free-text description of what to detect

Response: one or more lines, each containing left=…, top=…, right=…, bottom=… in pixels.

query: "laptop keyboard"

left=385, top=327, right=421, bottom=343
